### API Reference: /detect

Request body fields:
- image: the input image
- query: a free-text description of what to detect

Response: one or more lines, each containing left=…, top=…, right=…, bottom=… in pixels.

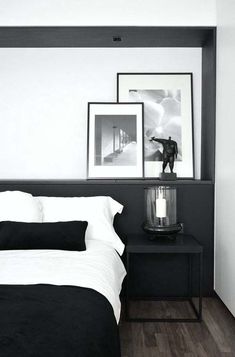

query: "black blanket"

left=0, top=284, right=121, bottom=357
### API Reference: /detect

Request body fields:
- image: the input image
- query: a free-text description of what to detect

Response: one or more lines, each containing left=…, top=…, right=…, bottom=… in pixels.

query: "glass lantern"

left=143, top=186, right=182, bottom=237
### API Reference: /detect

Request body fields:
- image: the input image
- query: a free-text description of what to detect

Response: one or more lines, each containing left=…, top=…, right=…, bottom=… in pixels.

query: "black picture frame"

left=117, top=73, right=195, bottom=179
left=87, top=102, right=144, bottom=179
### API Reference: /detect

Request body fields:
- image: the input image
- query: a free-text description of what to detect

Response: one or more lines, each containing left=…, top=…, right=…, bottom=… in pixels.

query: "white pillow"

left=0, top=191, right=43, bottom=222
left=37, top=196, right=125, bottom=255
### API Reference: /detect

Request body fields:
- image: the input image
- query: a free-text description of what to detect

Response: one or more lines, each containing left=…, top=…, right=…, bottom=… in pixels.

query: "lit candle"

left=156, top=193, right=166, bottom=218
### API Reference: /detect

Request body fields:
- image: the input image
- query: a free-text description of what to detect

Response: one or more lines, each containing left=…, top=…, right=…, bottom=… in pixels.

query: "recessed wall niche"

left=0, top=47, right=202, bottom=180
left=0, top=26, right=216, bottom=296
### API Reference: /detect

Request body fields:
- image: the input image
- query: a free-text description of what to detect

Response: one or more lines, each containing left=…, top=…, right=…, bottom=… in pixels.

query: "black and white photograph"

left=117, top=73, right=194, bottom=178
left=87, top=102, right=144, bottom=178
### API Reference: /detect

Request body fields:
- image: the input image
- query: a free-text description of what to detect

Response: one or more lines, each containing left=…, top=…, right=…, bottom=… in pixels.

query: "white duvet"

left=0, top=240, right=126, bottom=323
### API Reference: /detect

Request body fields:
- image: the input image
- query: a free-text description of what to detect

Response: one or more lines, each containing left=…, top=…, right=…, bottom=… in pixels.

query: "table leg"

left=198, top=251, right=203, bottom=320
left=188, top=254, right=192, bottom=298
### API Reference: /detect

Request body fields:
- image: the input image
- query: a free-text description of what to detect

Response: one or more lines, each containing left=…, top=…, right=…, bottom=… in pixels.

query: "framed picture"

left=117, top=73, right=194, bottom=178
left=87, top=102, right=144, bottom=178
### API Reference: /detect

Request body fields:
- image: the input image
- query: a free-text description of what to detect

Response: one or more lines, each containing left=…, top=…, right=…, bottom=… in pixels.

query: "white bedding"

left=0, top=240, right=126, bottom=323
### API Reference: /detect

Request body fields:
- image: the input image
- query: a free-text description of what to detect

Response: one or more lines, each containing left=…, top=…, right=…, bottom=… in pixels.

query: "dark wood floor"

left=119, top=298, right=235, bottom=357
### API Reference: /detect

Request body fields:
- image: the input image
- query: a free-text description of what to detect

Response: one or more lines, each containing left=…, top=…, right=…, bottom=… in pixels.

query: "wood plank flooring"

left=119, top=298, right=235, bottom=357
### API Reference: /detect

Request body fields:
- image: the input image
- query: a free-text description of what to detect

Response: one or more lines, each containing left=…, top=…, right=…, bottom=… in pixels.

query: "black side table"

left=125, top=233, right=203, bottom=322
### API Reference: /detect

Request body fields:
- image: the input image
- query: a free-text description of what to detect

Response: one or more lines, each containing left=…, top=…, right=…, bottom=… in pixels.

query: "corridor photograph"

left=95, top=114, right=137, bottom=166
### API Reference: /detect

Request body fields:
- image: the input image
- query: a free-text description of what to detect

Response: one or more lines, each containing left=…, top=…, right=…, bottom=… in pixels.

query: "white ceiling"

left=0, top=0, right=216, bottom=26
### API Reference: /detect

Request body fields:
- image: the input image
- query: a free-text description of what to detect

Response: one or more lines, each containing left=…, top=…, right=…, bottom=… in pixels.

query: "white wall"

left=215, top=0, right=235, bottom=316
left=0, top=0, right=216, bottom=26
left=0, top=0, right=216, bottom=180
left=0, top=48, right=202, bottom=179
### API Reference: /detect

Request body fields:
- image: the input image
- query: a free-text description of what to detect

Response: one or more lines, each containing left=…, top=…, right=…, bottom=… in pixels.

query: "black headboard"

left=0, top=180, right=214, bottom=296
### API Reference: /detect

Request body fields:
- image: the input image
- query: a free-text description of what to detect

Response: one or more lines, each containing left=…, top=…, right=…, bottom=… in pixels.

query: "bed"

left=0, top=191, right=126, bottom=357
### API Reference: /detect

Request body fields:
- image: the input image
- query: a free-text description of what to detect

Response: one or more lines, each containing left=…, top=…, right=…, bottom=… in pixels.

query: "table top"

left=126, top=233, right=203, bottom=254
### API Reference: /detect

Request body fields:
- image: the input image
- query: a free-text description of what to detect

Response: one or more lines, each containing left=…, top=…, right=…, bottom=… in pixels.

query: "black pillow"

left=0, top=221, right=88, bottom=251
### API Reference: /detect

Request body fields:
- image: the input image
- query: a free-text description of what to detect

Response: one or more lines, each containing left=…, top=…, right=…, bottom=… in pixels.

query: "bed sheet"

left=0, top=240, right=126, bottom=322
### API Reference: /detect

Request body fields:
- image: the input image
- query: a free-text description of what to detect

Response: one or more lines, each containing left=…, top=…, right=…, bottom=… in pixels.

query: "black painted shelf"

left=0, top=179, right=214, bottom=186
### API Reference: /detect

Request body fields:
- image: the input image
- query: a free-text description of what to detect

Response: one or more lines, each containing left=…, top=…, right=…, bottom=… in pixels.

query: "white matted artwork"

left=117, top=73, right=194, bottom=178
left=87, top=102, right=144, bottom=178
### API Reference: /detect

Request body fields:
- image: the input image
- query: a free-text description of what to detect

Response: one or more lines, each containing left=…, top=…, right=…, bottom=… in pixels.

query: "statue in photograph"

left=150, top=136, right=178, bottom=173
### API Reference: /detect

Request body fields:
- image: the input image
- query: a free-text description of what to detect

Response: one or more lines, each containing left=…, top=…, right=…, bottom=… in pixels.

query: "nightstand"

left=125, top=233, right=203, bottom=322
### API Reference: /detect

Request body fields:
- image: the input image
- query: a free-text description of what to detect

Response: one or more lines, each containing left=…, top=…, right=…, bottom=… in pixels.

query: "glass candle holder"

left=143, top=186, right=182, bottom=236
